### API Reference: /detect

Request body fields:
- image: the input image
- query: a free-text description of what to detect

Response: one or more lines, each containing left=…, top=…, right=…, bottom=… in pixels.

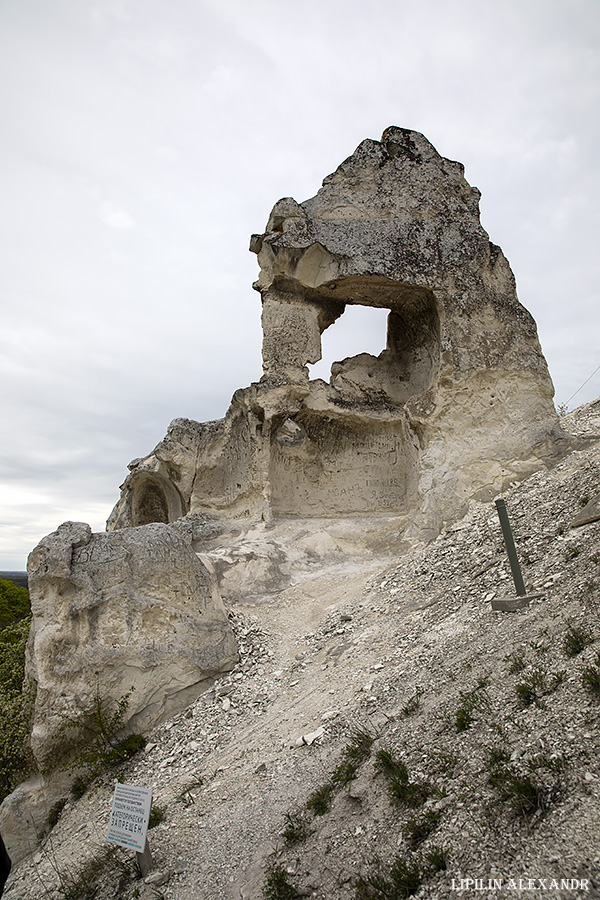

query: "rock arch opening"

left=308, top=304, right=389, bottom=382
left=309, top=279, right=441, bottom=406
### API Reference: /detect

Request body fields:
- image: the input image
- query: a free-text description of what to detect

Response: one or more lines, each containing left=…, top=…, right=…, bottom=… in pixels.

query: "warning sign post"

left=107, top=782, right=153, bottom=867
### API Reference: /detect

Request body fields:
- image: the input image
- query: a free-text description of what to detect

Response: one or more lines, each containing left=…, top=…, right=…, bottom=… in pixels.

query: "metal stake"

left=136, top=839, right=153, bottom=877
left=495, top=498, right=526, bottom=596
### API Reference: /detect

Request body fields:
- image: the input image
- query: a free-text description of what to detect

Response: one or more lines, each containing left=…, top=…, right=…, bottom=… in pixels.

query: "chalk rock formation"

left=109, top=127, right=564, bottom=549
left=25, top=521, right=237, bottom=768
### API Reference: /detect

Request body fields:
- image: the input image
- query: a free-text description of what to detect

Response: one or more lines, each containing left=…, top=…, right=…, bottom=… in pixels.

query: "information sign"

left=107, top=783, right=152, bottom=853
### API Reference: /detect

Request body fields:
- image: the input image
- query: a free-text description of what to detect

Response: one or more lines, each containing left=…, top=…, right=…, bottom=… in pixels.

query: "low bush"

left=356, top=855, right=422, bottom=900
left=515, top=667, right=565, bottom=708
left=563, top=625, right=595, bottom=658
left=402, top=810, right=441, bottom=849
left=263, top=864, right=301, bottom=900
left=581, top=652, right=600, bottom=697
left=374, top=749, right=431, bottom=808
left=48, top=687, right=145, bottom=783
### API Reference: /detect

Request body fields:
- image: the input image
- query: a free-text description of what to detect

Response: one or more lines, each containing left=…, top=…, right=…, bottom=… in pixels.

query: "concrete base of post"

left=490, top=592, right=545, bottom=612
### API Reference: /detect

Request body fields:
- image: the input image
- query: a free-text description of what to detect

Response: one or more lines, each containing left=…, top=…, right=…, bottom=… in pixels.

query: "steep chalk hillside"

left=4, top=399, right=600, bottom=900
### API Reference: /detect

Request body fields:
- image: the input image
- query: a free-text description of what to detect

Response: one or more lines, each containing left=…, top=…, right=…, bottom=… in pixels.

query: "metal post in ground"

left=494, top=498, right=526, bottom=596
left=490, top=499, right=545, bottom=611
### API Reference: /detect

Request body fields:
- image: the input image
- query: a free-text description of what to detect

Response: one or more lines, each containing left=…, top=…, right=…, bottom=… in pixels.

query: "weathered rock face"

left=109, top=127, right=565, bottom=543
left=25, top=521, right=238, bottom=769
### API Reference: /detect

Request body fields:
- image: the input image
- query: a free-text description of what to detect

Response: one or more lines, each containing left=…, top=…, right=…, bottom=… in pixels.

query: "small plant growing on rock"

left=48, top=797, right=68, bottom=829
left=486, top=748, right=565, bottom=821
left=401, top=689, right=422, bottom=718
left=50, top=687, right=145, bottom=782
left=332, top=728, right=374, bottom=785
left=306, top=782, right=334, bottom=815
left=355, top=855, right=422, bottom=899
left=148, top=804, right=165, bottom=828
left=515, top=667, right=565, bottom=708
left=402, top=809, right=441, bottom=849
left=375, top=749, right=431, bottom=808
left=581, top=652, right=600, bottom=697
left=563, top=624, right=595, bottom=658
left=281, top=811, right=309, bottom=846
left=263, top=864, right=302, bottom=900
left=425, top=846, right=448, bottom=872
left=505, top=652, right=527, bottom=674
left=487, top=757, right=544, bottom=819
left=454, top=679, right=490, bottom=731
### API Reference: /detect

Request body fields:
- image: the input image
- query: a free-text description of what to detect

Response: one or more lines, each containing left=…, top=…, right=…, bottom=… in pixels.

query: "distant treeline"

left=0, top=576, right=34, bottom=803
left=0, top=571, right=28, bottom=589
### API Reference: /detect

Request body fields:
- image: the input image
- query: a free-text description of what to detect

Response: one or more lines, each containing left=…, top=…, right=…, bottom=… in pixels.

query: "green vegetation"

left=486, top=747, right=565, bottom=820
left=306, top=782, right=334, bottom=816
left=563, top=624, right=595, bottom=658
left=401, top=689, right=422, bottom=718
left=515, top=667, right=565, bottom=708
left=424, top=846, right=448, bottom=872
left=148, top=804, right=165, bottom=829
left=47, top=845, right=138, bottom=900
left=48, top=797, right=68, bottom=829
left=0, top=615, right=35, bottom=803
left=0, top=576, right=30, bottom=628
left=282, top=811, right=309, bottom=846
left=49, top=687, right=145, bottom=782
left=355, top=856, right=422, bottom=900
left=262, top=864, right=302, bottom=900
left=581, top=651, right=600, bottom=696
left=453, top=676, right=491, bottom=732
left=305, top=728, right=374, bottom=816
left=402, top=809, right=441, bottom=849
left=505, top=651, right=527, bottom=674
left=331, top=728, right=374, bottom=785
left=374, top=749, right=431, bottom=808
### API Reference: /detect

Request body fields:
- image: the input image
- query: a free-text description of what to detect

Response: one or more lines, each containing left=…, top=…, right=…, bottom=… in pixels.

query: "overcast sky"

left=1, top=0, right=598, bottom=570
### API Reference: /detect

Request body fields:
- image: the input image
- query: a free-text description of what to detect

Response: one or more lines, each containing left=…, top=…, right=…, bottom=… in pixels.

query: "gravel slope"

left=4, top=399, right=600, bottom=900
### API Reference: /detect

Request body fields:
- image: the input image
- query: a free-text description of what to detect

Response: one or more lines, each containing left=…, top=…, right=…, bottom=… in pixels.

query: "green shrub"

left=425, top=846, right=448, bottom=872
left=306, top=782, right=334, bottom=815
left=70, top=774, right=91, bottom=800
left=49, top=687, right=144, bottom=781
left=356, top=856, right=422, bottom=899
left=331, top=728, right=374, bottom=785
left=374, top=749, right=431, bottom=808
left=401, top=690, right=422, bottom=718
left=263, top=864, right=301, bottom=900
left=488, top=766, right=544, bottom=817
left=581, top=652, right=600, bottom=696
left=563, top=625, right=595, bottom=658
left=402, top=810, right=441, bottom=849
left=282, top=811, right=309, bottom=846
left=148, top=804, right=165, bottom=829
left=454, top=679, right=490, bottom=731
left=506, top=652, right=527, bottom=674
left=48, top=797, right=68, bottom=829
left=515, top=668, right=565, bottom=708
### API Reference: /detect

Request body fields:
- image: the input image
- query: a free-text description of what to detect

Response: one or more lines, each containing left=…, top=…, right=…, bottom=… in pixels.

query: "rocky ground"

left=4, top=399, right=600, bottom=900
